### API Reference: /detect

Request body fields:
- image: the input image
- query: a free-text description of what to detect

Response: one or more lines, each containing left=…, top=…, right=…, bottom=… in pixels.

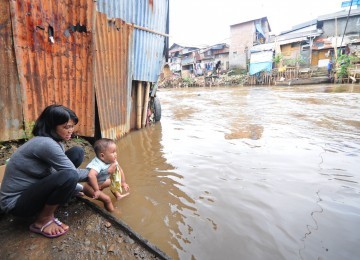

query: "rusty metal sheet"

left=9, top=0, right=95, bottom=137
left=94, top=12, right=133, bottom=140
left=0, top=0, right=24, bottom=141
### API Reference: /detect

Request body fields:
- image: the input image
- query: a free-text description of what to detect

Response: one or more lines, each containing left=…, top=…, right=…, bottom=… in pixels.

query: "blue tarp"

left=249, top=62, right=272, bottom=75
left=341, top=0, right=360, bottom=7
left=255, top=21, right=265, bottom=38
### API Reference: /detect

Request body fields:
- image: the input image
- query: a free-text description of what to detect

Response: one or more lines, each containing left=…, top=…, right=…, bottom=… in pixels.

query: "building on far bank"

left=168, top=43, right=184, bottom=74
left=197, top=43, right=229, bottom=74
left=168, top=43, right=229, bottom=77
left=274, top=19, right=322, bottom=67
left=312, top=8, right=360, bottom=67
left=229, top=17, right=271, bottom=70
left=249, top=42, right=275, bottom=75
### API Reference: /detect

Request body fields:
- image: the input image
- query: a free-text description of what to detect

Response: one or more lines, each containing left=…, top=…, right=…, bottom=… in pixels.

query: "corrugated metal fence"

left=0, top=0, right=23, bottom=141
left=97, top=0, right=168, bottom=82
left=0, top=0, right=169, bottom=141
left=94, top=13, right=133, bottom=139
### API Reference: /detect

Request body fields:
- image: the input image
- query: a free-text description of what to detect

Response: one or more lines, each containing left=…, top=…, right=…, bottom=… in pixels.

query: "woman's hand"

left=93, top=190, right=101, bottom=199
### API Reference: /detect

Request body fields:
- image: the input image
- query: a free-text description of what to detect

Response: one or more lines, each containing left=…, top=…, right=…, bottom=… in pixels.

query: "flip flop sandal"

left=52, top=217, right=69, bottom=231
left=29, top=219, right=68, bottom=238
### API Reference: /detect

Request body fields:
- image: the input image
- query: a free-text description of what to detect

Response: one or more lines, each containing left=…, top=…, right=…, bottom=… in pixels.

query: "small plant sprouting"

left=23, top=121, right=35, bottom=140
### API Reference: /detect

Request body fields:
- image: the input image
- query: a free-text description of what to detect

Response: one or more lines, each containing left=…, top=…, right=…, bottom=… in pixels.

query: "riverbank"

left=157, top=66, right=356, bottom=88
left=158, top=73, right=249, bottom=88
left=0, top=138, right=169, bottom=260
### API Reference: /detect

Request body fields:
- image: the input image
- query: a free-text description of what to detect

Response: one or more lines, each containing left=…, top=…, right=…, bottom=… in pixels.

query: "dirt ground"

left=0, top=137, right=95, bottom=165
left=0, top=139, right=168, bottom=260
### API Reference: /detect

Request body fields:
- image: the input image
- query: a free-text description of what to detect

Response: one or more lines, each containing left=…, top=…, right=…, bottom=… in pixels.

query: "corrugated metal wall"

left=94, top=12, right=133, bottom=139
left=0, top=0, right=169, bottom=141
left=7, top=0, right=95, bottom=137
left=97, top=0, right=169, bottom=83
left=0, top=0, right=23, bottom=141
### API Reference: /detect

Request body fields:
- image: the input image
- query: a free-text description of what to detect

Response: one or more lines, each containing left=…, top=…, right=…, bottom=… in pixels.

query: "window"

left=302, top=45, right=310, bottom=51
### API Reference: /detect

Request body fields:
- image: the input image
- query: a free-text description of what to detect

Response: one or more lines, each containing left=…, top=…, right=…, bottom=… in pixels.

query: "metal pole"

left=340, top=0, right=354, bottom=47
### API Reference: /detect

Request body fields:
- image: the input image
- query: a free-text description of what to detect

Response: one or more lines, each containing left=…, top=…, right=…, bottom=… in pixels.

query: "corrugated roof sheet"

left=279, top=19, right=317, bottom=35
left=231, top=16, right=271, bottom=32
left=318, top=8, right=360, bottom=21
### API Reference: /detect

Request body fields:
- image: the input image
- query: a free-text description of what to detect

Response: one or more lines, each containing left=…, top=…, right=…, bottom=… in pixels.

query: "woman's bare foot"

left=53, top=217, right=69, bottom=231
left=32, top=218, right=68, bottom=236
left=43, top=222, right=66, bottom=236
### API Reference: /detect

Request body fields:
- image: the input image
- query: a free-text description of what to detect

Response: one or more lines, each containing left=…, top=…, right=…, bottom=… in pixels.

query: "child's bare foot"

left=104, top=201, right=114, bottom=212
left=116, top=192, right=130, bottom=200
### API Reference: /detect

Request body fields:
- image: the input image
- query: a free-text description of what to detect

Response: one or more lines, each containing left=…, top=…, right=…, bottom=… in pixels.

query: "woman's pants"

left=11, top=146, right=84, bottom=218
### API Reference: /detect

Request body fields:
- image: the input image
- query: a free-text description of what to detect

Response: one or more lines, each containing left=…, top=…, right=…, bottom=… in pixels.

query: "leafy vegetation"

left=283, top=57, right=306, bottom=67
left=273, top=53, right=283, bottom=65
left=336, top=53, right=360, bottom=80
left=182, top=77, right=195, bottom=85
left=23, top=121, right=35, bottom=140
left=227, top=68, right=247, bottom=76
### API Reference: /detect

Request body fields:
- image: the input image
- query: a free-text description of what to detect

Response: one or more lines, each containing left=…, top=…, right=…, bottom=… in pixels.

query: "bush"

left=283, top=57, right=305, bottom=67
left=273, top=54, right=283, bottom=65
left=336, top=53, right=360, bottom=79
left=182, top=77, right=194, bottom=84
left=227, top=68, right=247, bottom=76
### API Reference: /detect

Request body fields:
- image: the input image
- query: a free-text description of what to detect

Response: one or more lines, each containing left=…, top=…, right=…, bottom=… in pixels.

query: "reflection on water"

left=96, top=84, right=360, bottom=259
left=95, top=124, right=199, bottom=258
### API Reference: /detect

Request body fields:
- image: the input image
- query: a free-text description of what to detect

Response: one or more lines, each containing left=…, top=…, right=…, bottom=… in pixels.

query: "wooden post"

left=136, top=81, right=142, bottom=129
left=309, top=36, right=313, bottom=66
left=142, top=82, right=150, bottom=127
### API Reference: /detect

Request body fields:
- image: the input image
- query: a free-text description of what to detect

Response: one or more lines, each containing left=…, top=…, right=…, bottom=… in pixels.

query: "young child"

left=81, top=138, right=130, bottom=212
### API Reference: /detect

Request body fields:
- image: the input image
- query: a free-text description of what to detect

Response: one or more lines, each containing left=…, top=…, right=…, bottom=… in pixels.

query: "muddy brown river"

left=3, top=84, right=359, bottom=259
left=110, top=85, right=360, bottom=260
left=103, top=84, right=359, bottom=259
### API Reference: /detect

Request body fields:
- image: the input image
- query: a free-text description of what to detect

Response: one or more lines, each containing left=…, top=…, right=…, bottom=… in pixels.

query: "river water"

left=102, top=84, right=359, bottom=259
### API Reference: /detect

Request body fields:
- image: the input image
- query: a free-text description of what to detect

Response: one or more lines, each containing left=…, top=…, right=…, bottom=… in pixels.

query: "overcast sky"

left=169, top=0, right=346, bottom=47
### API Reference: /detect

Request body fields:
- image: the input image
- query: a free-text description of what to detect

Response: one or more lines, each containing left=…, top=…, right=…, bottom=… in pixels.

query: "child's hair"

left=93, top=138, right=116, bottom=157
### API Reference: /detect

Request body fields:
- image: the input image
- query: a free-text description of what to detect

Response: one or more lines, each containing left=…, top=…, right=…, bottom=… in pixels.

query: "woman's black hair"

left=32, top=104, right=79, bottom=141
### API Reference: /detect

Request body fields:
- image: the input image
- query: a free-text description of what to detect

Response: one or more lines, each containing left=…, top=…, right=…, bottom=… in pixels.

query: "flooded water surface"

left=109, top=85, right=360, bottom=259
